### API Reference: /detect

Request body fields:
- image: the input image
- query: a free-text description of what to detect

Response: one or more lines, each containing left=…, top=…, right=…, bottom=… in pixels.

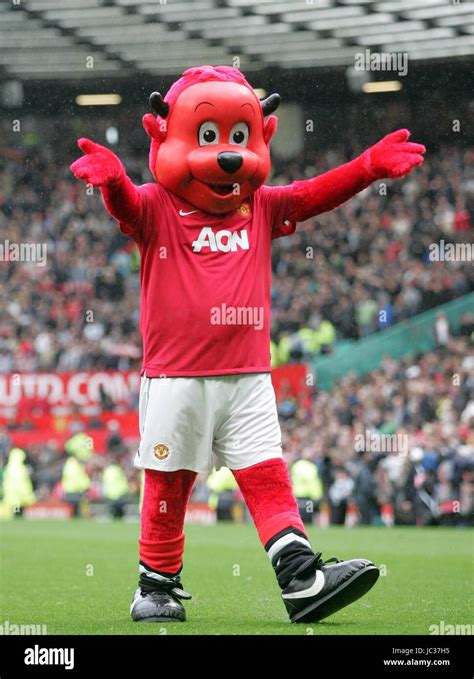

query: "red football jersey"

left=118, top=182, right=296, bottom=377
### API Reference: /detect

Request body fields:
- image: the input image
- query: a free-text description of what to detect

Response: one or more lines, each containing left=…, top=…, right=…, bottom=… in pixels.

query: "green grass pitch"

left=1, top=520, right=472, bottom=635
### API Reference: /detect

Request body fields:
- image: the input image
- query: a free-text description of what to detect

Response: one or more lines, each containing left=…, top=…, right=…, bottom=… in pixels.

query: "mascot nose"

left=217, top=151, right=243, bottom=174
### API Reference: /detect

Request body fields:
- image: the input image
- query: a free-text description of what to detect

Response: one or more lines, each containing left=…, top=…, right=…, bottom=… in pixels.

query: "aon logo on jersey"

left=192, top=227, right=249, bottom=253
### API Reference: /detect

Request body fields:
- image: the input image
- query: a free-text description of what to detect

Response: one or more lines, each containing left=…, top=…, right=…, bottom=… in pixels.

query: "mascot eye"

left=230, top=122, right=249, bottom=147
left=198, top=121, right=219, bottom=146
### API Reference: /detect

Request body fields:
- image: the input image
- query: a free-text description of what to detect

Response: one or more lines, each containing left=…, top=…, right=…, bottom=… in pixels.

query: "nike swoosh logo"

left=282, top=570, right=325, bottom=600
left=179, top=209, right=198, bottom=216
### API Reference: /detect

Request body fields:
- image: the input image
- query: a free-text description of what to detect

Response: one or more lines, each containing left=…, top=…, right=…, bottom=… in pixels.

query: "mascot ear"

left=263, top=114, right=278, bottom=144
left=142, top=113, right=167, bottom=143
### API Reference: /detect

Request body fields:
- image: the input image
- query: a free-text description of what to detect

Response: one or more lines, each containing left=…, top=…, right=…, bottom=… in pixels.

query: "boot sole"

left=290, top=565, right=380, bottom=623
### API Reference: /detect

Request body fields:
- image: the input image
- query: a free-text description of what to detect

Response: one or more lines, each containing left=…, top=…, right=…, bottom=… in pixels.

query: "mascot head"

left=142, top=65, right=280, bottom=214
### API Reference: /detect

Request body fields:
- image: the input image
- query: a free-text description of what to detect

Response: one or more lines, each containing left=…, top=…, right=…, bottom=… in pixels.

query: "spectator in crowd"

left=62, top=450, right=91, bottom=517
left=328, top=467, right=354, bottom=525
left=289, top=453, right=324, bottom=524
left=102, top=456, right=130, bottom=519
left=206, top=467, right=238, bottom=521
left=435, top=312, right=450, bottom=350
left=353, top=450, right=381, bottom=525
left=1, top=447, right=36, bottom=517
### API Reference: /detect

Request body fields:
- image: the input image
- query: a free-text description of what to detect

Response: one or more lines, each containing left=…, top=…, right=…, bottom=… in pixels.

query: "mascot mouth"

left=192, top=177, right=237, bottom=197
left=191, top=175, right=255, bottom=202
left=208, top=183, right=234, bottom=196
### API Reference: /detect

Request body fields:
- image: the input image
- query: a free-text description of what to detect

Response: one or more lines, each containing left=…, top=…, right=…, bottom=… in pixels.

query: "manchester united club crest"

left=153, top=443, right=170, bottom=461
left=238, top=203, right=250, bottom=217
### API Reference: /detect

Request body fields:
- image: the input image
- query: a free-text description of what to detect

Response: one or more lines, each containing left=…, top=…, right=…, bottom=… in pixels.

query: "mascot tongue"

left=141, top=65, right=280, bottom=215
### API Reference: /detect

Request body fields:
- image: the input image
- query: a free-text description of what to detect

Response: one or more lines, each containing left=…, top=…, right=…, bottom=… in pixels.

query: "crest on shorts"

left=153, top=443, right=170, bottom=461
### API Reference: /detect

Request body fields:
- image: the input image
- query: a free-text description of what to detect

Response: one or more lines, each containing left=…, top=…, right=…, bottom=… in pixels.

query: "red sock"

left=232, top=458, right=306, bottom=546
left=139, top=468, right=196, bottom=574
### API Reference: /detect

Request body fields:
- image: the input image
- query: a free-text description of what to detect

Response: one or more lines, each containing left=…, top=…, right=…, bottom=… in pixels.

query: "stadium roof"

left=1, top=0, right=473, bottom=81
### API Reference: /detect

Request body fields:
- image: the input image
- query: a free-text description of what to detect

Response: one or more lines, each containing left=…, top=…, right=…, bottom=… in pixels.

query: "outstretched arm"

left=70, top=138, right=142, bottom=227
left=287, top=129, right=426, bottom=223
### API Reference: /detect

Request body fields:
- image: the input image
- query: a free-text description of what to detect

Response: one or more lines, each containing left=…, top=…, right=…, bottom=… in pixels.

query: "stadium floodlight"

left=76, top=94, right=122, bottom=106
left=106, top=127, right=119, bottom=145
left=362, top=80, right=402, bottom=93
left=0, top=80, right=24, bottom=108
left=346, top=65, right=372, bottom=93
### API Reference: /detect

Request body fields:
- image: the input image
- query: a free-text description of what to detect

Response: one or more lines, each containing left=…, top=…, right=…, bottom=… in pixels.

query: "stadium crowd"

left=271, top=153, right=472, bottom=359
left=0, top=102, right=472, bottom=526
left=282, top=332, right=473, bottom=527
left=1, top=328, right=472, bottom=526
left=0, top=113, right=473, bottom=373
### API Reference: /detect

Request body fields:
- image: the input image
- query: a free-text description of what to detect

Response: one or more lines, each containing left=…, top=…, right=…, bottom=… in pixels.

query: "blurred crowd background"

left=1, top=95, right=473, bottom=527
left=1, top=108, right=473, bottom=373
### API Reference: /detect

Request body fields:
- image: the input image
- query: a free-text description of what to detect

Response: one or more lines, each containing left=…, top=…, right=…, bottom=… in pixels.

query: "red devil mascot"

left=71, top=65, right=425, bottom=624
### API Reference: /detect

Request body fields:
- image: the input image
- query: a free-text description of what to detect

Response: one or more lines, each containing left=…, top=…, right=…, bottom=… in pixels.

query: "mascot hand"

left=70, top=138, right=125, bottom=187
left=364, top=129, right=426, bottom=180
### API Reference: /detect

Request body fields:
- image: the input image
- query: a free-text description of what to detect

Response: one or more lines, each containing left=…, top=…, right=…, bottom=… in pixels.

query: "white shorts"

left=134, top=373, right=283, bottom=476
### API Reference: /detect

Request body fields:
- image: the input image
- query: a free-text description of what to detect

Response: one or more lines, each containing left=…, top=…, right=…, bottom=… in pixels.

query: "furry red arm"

left=287, top=129, right=425, bottom=223
left=100, top=174, right=142, bottom=228
left=70, top=138, right=142, bottom=226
